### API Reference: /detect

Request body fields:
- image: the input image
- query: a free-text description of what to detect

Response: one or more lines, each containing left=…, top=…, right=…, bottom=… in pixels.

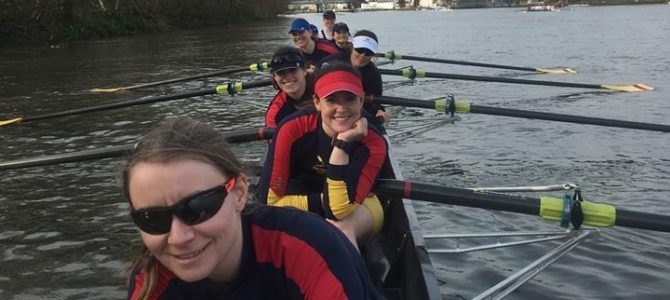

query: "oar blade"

left=88, top=87, right=125, bottom=93
left=535, top=67, right=577, bottom=74
left=0, top=117, right=23, bottom=127
left=601, top=83, right=655, bottom=92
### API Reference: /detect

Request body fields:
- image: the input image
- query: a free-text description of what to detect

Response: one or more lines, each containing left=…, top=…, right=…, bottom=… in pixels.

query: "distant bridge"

left=287, top=0, right=361, bottom=12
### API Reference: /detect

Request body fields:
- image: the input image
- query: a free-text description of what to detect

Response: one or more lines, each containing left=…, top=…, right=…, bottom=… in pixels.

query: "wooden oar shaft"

left=374, top=179, right=670, bottom=233
left=378, top=53, right=537, bottom=72
left=0, top=127, right=274, bottom=171
left=18, top=79, right=272, bottom=124
left=470, top=105, right=670, bottom=133
left=378, top=69, right=604, bottom=89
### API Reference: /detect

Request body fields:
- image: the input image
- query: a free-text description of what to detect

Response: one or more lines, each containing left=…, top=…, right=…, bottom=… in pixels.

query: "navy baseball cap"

left=289, top=18, right=310, bottom=34
left=309, top=24, right=318, bottom=33
left=270, top=47, right=305, bottom=74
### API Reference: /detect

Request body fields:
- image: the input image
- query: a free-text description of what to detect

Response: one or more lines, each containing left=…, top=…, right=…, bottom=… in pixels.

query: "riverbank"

left=0, top=0, right=289, bottom=47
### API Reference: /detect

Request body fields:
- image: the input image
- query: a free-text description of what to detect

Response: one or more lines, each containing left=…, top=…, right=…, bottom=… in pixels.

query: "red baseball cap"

left=315, top=70, right=364, bottom=98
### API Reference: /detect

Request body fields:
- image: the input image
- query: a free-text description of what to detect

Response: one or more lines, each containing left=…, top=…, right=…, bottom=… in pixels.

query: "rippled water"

left=1, top=5, right=669, bottom=299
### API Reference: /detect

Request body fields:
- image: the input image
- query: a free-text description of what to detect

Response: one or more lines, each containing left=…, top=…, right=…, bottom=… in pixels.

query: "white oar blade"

left=536, top=67, right=577, bottom=74
left=0, top=118, right=23, bottom=127
left=88, top=87, right=125, bottom=93
left=601, top=83, right=654, bottom=92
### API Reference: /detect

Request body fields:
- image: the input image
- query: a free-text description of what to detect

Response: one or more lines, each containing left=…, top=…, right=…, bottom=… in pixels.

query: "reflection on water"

left=2, top=5, right=670, bottom=299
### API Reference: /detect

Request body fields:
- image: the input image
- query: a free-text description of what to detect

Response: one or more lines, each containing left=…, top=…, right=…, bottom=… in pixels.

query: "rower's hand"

left=337, top=117, right=368, bottom=142
left=375, top=110, right=390, bottom=123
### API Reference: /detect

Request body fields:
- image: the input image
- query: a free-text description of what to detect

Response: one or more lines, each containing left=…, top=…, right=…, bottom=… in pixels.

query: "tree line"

left=1, top=0, right=289, bottom=46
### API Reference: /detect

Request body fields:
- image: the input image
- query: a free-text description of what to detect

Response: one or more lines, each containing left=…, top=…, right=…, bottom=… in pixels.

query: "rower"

left=265, top=46, right=314, bottom=128
left=289, top=18, right=340, bottom=70
left=321, top=10, right=336, bottom=41
left=308, top=24, right=319, bottom=40
left=331, top=22, right=353, bottom=52
left=257, top=62, right=388, bottom=249
left=124, top=117, right=383, bottom=299
left=320, top=30, right=389, bottom=124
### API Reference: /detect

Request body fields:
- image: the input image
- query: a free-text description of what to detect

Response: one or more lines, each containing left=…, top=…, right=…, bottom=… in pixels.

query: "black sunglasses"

left=130, top=177, right=237, bottom=235
left=354, top=48, right=374, bottom=57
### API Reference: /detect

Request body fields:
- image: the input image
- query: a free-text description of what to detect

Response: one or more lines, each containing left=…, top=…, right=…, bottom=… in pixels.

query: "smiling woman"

left=123, top=117, right=383, bottom=299
left=289, top=18, right=340, bottom=69
left=265, top=47, right=315, bottom=128
left=257, top=62, right=389, bottom=249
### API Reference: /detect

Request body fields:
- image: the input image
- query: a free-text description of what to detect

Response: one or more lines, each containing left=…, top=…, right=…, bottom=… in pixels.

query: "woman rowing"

left=289, top=18, right=340, bottom=70
left=321, top=10, right=336, bottom=41
left=257, top=62, right=389, bottom=249
left=331, top=22, right=353, bottom=52
left=124, top=117, right=383, bottom=299
left=264, top=47, right=314, bottom=128
left=321, top=30, right=390, bottom=124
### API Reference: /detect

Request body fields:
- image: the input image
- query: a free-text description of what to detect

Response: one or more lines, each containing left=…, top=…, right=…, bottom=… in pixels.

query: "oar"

left=89, top=62, right=269, bottom=93
left=0, top=79, right=273, bottom=127
left=378, top=67, right=654, bottom=92
left=376, top=51, right=576, bottom=74
left=0, top=127, right=274, bottom=171
left=373, top=179, right=670, bottom=233
left=373, top=95, right=670, bottom=133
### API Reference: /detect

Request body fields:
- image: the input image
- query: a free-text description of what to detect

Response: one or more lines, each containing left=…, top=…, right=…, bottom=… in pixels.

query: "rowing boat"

left=364, top=137, right=443, bottom=299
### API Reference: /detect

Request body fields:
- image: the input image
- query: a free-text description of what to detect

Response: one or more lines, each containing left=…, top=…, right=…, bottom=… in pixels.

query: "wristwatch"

left=331, top=137, right=355, bottom=155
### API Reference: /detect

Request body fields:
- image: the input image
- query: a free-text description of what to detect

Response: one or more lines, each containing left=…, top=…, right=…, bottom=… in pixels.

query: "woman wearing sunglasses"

left=124, top=118, right=383, bottom=299
left=350, top=30, right=389, bottom=124
left=265, top=47, right=315, bottom=128
left=320, top=30, right=389, bottom=125
left=257, top=63, right=388, bottom=250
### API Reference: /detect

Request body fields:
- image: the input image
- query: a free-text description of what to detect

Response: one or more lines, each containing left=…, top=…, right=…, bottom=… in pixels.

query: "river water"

left=1, top=4, right=669, bottom=299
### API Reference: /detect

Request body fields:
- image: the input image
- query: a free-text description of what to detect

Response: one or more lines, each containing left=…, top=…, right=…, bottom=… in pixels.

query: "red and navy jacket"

left=256, top=109, right=388, bottom=220
left=302, top=38, right=340, bottom=68
left=127, top=205, right=384, bottom=299
left=265, top=88, right=312, bottom=128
